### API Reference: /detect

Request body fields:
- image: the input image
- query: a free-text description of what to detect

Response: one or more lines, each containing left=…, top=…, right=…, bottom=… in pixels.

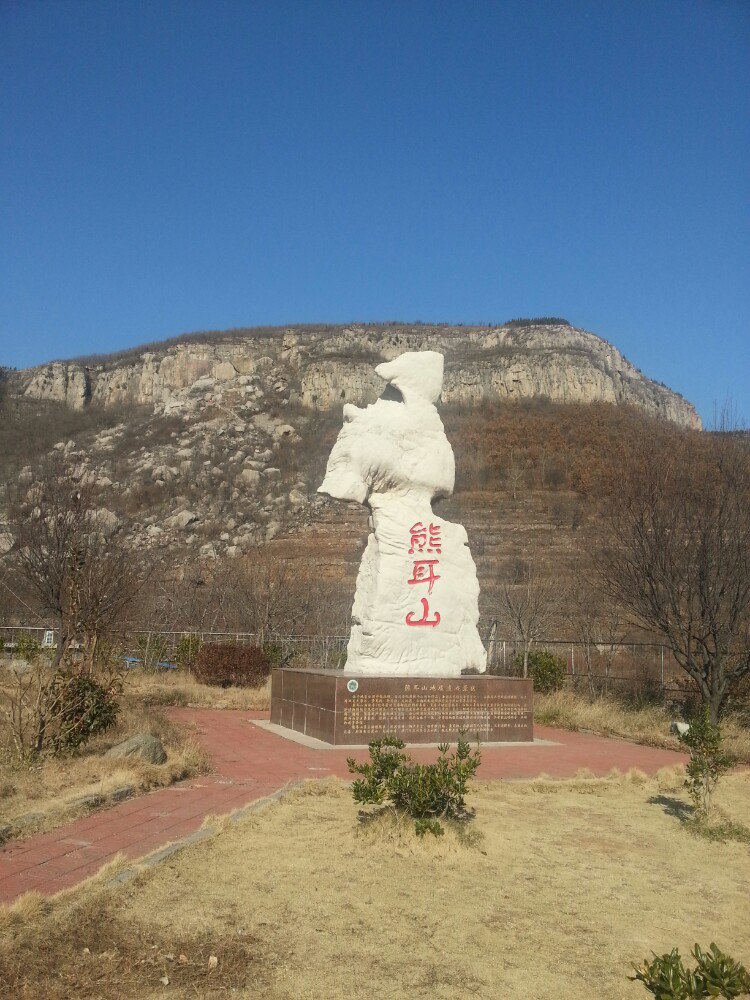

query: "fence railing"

left=485, top=637, right=685, bottom=694
left=0, top=626, right=350, bottom=671
left=0, top=624, right=686, bottom=697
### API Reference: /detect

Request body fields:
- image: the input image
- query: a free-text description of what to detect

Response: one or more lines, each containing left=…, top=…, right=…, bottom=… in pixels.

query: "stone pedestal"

left=270, top=668, right=533, bottom=746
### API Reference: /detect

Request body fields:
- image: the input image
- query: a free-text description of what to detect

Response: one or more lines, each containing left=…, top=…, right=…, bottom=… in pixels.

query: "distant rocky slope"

left=0, top=321, right=701, bottom=586
left=16, top=322, right=701, bottom=429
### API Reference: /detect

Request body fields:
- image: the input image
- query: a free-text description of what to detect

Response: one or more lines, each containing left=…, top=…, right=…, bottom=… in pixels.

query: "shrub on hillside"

left=192, top=642, right=274, bottom=688
left=514, top=649, right=567, bottom=693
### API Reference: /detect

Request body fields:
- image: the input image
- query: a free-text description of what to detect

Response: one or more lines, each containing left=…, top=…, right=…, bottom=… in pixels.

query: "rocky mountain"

left=0, top=321, right=702, bottom=614
left=16, top=322, right=700, bottom=429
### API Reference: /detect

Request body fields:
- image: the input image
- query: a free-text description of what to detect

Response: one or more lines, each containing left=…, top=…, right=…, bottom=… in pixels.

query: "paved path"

left=0, top=710, right=687, bottom=904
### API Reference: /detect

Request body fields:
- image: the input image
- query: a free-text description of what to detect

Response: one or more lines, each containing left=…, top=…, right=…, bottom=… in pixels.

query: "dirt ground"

left=2, top=769, right=749, bottom=999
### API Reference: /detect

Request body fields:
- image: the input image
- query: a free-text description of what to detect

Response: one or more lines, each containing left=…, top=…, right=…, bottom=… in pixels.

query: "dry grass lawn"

left=2, top=770, right=749, bottom=999
left=127, top=667, right=271, bottom=710
left=535, top=689, right=750, bottom=763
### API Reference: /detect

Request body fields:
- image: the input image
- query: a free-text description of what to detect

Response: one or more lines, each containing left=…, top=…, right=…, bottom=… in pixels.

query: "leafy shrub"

left=48, top=671, right=121, bottom=753
left=415, top=818, right=444, bottom=838
left=192, top=642, right=274, bottom=688
left=515, top=649, right=567, bottom=693
left=678, top=709, right=733, bottom=820
left=262, top=642, right=283, bottom=668
left=632, top=942, right=750, bottom=998
left=347, top=734, right=481, bottom=836
left=13, top=632, right=42, bottom=663
left=1, top=664, right=121, bottom=760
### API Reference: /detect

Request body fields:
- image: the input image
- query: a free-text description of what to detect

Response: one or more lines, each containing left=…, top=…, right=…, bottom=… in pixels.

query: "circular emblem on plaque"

left=347, top=679, right=359, bottom=693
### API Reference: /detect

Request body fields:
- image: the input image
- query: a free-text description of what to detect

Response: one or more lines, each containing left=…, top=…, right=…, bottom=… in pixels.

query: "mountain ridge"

left=12, top=321, right=701, bottom=430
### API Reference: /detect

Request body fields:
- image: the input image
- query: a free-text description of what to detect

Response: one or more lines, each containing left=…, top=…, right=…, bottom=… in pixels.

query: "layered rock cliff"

left=18, top=323, right=701, bottom=429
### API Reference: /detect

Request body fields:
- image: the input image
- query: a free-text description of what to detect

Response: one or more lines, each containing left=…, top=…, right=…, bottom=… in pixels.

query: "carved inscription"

left=342, top=684, right=529, bottom=738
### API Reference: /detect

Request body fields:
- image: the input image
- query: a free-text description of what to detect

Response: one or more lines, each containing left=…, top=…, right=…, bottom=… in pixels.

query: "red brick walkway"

left=0, top=710, right=687, bottom=905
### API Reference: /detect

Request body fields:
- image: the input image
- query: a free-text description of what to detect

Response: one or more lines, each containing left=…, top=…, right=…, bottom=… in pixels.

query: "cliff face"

left=18, top=323, right=701, bottom=429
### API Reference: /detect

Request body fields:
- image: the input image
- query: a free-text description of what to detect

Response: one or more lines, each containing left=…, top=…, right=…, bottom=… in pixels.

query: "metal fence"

left=0, top=624, right=685, bottom=697
left=487, top=636, right=688, bottom=698
left=0, top=626, right=350, bottom=671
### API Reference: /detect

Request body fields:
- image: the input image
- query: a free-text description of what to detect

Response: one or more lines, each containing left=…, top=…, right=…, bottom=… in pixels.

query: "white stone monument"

left=318, top=351, right=487, bottom=676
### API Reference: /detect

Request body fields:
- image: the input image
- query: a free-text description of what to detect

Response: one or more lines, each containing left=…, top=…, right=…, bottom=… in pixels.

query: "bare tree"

left=496, top=565, right=562, bottom=677
left=506, top=463, right=525, bottom=501
left=219, top=551, right=345, bottom=641
left=149, top=548, right=348, bottom=646
left=5, top=457, right=148, bottom=671
left=597, top=422, right=750, bottom=722
left=568, top=571, right=626, bottom=696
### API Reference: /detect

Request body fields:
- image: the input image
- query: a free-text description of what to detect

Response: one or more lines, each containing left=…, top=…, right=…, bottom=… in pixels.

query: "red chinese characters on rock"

left=408, top=521, right=442, bottom=555
left=407, top=559, right=440, bottom=594
left=405, top=522, right=442, bottom=627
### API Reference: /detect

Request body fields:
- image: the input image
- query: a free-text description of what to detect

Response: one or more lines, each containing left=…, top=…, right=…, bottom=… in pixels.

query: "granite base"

left=269, top=668, right=533, bottom=746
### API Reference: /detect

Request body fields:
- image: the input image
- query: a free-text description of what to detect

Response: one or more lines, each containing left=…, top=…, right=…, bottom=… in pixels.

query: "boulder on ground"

left=105, top=733, right=167, bottom=764
left=166, top=510, right=200, bottom=530
left=274, top=423, right=300, bottom=442
left=241, top=468, right=261, bottom=487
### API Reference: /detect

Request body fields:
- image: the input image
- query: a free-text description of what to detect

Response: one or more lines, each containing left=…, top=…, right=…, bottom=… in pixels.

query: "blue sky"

left=1, top=0, right=748, bottom=424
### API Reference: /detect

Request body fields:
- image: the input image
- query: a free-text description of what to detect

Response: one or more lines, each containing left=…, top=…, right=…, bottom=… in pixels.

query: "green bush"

left=514, top=649, right=567, bottom=693
left=174, top=634, right=201, bottom=669
left=347, top=734, right=481, bottom=836
left=192, top=642, right=274, bottom=688
left=678, top=709, right=733, bottom=821
left=632, top=942, right=750, bottom=998
left=48, top=671, right=121, bottom=754
left=262, top=642, right=284, bottom=668
left=13, top=632, right=42, bottom=663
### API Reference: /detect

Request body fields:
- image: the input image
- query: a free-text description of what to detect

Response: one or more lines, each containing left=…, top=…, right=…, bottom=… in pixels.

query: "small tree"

left=1, top=647, right=121, bottom=760
left=515, top=649, right=567, bottom=693
left=506, top=463, right=525, bottom=501
left=496, top=566, right=561, bottom=678
left=678, top=709, right=733, bottom=821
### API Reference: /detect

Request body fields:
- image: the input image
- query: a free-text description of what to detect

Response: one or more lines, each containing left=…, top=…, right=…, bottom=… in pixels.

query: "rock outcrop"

left=17, top=323, right=701, bottom=429
left=0, top=321, right=703, bottom=569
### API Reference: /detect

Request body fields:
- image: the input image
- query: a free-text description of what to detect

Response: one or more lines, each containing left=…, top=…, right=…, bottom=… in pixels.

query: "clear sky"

left=1, top=1, right=748, bottom=424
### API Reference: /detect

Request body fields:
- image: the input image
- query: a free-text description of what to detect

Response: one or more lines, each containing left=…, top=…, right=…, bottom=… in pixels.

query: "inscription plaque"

left=270, top=668, right=533, bottom=745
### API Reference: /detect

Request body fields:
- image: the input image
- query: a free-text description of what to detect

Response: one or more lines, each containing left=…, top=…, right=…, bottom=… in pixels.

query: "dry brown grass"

left=534, top=689, right=750, bottom=763
left=2, top=772, right=749, bottom=999
left=0, top=698, right=211, bottom=840
left=126, top=668, right=271, bottom=710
